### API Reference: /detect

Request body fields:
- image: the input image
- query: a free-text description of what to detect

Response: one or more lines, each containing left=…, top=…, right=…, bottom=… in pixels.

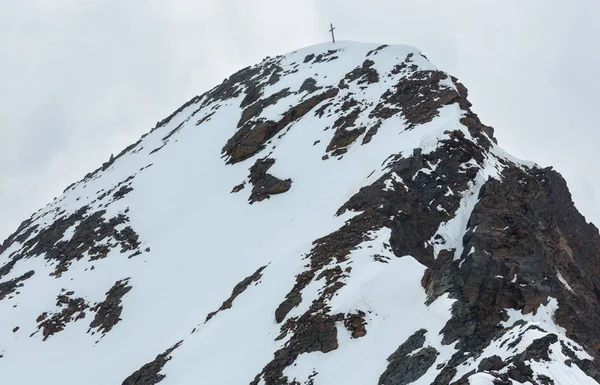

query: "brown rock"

left=248, top=158, right=292, bottom=203
left=223, top=88, right=339, bottom=164
left=205, top=266, right=266, bottom=322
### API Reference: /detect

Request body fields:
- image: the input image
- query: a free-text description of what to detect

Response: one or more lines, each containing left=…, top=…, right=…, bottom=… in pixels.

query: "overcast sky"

left=1, top=0, right=599, bottom=240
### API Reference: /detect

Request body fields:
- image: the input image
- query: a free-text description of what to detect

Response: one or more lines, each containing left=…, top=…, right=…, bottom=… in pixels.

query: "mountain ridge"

left=1, top=41, right=599, bottom=385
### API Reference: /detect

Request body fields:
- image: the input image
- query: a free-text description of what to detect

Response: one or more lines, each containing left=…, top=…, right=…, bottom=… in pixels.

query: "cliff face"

left=0, top=42, right=599, bottom=385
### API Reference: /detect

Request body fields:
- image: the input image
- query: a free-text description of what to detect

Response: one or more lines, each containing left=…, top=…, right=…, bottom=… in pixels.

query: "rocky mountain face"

left=1, top=42, right=599, bottom=385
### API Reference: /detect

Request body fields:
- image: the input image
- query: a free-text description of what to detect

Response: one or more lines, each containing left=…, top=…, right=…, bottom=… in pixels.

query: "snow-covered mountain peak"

left=1, top=41, right=599, bottom=385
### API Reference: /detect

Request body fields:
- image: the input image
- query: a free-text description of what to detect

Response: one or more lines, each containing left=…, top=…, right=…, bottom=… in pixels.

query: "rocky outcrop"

left=121, top=341, right=182, bottom=385
left=381, top=348, right=438, bottom=385
left=152, top=95, right=203, bottom=133
left=251, top=313, right=340, bottom=385
left=344, top=312, right=367, bottom=338
left=89, top=279, right=132, bottom=335
left=0, top=206, right=142, bottom=279
left=0, top=270, right=34, bottom=300
left=421, top=161, right=600, bottom=382
left=84, top=139, right=144, bottom=182
left=366, top=45, right=389, bottom=57
left=342, top=59, right=380, bottom=85
left=303, top=49, right=339, bottom=65
left=299, top=78, right=321, bottom=93
left=273, top=208, right=380, bottom=324
left=205, top=266, right=266, bottom=322
left=96, top=176, right=135, bottom=203
left=478, top=355, right=505, bottom=372
left=361, top=121, right=381, bottom=145
left=248, top=158, right=292, bottom=203
left=1, top=42, right=598, bottom=384
left=340, top=130, right=493, bottom=267
left=35, top=291, right=89, bottom=341
left=223, top=87, right=339, bottom=164
left=253, top=125, right=497, bottom=384
left=372, top=70, right=457, bottom=127
left=325, top=99, right=366, bottom=156
left=231, top=182, right=246, bottom=193
left=244, top=58, right=598, bottom=382
left=238, top=88, right=292, bottom=128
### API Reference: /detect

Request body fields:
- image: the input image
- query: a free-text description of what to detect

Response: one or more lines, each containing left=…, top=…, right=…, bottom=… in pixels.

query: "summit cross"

left=329, top=23, right=336, bottom=44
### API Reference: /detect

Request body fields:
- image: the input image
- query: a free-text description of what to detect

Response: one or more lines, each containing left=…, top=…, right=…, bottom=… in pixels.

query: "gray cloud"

left=1, top=0, right=599, bottom=239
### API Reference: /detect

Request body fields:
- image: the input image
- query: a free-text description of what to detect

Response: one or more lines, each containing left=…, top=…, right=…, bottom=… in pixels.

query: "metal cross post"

left=329, top=23, right=336, bottom=43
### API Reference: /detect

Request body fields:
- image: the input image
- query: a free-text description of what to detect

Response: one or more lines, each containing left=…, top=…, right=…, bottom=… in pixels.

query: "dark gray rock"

left=478, top=355, right=505, bottom=371
left=89, top=279, right=132, bottom=335
left=121, top=342, right=182, bottom=385
left=0, top=270, right=34, bottom=300
left=379, top=346, right=438, bottom=385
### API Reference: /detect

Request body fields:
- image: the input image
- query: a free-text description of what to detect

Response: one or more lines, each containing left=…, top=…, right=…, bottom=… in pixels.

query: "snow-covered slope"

left=1, top=42, right=599, bottom=385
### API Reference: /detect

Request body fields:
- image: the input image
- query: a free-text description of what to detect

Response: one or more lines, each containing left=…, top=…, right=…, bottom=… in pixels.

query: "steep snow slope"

left=1, top=42, right=599, bottom=385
